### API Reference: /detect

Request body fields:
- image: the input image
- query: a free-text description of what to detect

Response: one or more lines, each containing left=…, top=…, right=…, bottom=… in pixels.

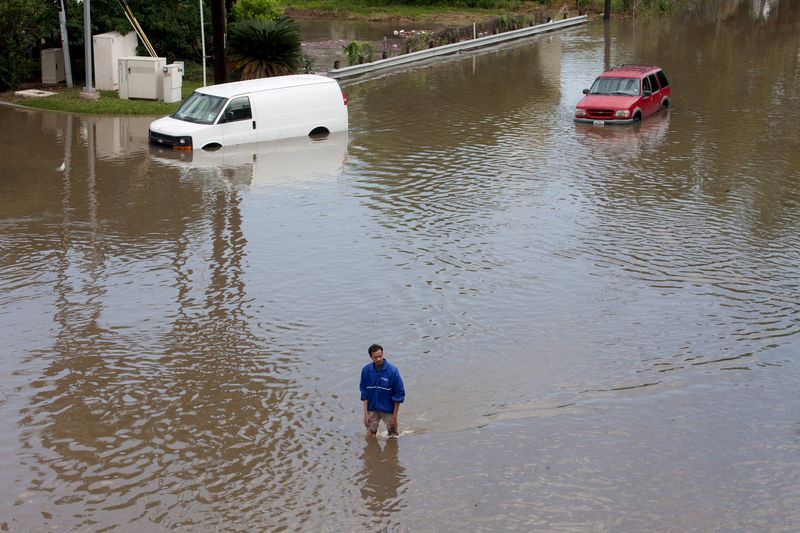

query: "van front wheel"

left=309, top=127, right=330, bottom=139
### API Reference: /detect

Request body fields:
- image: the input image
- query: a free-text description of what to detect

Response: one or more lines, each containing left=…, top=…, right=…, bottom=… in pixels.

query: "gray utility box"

left=93, top=31, right=138, bottom=91
left=162, top=62, right=184, bottom=103
left=41, top=48, right=66, bottom=84
left=118, top=56, right=166, bottom=100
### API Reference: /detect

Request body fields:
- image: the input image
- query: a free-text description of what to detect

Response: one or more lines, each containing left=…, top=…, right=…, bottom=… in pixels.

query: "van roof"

left=196, top=74, right=336, bottom=98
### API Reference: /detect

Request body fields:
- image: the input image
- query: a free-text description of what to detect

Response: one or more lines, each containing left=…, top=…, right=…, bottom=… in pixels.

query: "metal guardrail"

left=327, top=15, right=588, bottom=80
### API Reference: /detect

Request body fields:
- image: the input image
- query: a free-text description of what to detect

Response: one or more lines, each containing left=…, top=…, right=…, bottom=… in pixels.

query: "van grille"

left=149, top=130, right=190, bottom=148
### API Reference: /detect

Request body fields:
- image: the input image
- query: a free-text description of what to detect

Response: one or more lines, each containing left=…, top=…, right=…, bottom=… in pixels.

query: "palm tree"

left=227, top=16, right=302, bottom=80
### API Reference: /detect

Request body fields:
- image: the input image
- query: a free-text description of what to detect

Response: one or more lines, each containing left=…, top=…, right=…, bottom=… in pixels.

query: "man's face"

left=370, top=349, right=384, bottom=369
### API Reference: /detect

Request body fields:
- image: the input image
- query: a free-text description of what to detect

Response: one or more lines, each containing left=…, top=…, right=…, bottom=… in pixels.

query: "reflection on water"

left=357, top=437, right=407, bottom=528
left=574, top=108, right=670, bottom=158
left=150, top=133, right=348, bottom=188
left=1, top=0, right=800, bottom=529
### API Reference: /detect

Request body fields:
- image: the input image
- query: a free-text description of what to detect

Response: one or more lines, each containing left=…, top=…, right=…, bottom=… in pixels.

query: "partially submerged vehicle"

left=149, top=74, right=348, bottom=151
left=574, top=65, right=671, bottom=125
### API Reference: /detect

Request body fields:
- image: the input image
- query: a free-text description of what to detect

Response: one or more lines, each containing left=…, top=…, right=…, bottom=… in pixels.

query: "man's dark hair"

left=368, top=344, right=383, bottom=356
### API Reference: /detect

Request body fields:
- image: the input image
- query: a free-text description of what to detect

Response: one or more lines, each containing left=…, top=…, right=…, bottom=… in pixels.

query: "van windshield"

left=171, top=92, right=227, bottom=124
left=589, top=77, right=640, bottom=96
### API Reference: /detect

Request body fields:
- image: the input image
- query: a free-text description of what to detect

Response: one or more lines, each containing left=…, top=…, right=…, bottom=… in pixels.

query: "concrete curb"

left=327, top=15, right=588, bottom=81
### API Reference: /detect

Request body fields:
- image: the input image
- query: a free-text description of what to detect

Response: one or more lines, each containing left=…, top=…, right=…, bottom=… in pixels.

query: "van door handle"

left=252, top=120, right=256, bottom=130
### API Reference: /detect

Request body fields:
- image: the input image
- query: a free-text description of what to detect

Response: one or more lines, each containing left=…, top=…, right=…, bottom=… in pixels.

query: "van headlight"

left=575, top=108, right=586, bottom=117
left=614, top=110, right=631, bottom=118
left=174, top=136, right=193, bottom=151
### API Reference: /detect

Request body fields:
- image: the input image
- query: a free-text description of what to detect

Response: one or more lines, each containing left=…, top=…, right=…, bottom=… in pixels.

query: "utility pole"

left=199, top=0, right=207, bottom=86
left=80, top=0, right=98, bottom=99
left=58, top=0, right=73, bottom=88
left=604, top=0, right=612, bottom=20
left=211, top=0, right=226, bottom=84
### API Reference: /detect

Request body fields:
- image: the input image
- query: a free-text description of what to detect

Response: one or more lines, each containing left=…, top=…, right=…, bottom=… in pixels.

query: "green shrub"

left=403, top=32, right=432, bottom=54
left=496, top=14, right=510, bottom=32
left=300, top=53, right=316, bottom=74
left=232, top=0, right=283, bottom=22
left=343, top=40, right=376, bottom=66
left=228, top=16, right=302, bottom=79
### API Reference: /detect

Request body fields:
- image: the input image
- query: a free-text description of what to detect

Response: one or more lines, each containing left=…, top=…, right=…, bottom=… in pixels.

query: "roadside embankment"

left=327, top=15, right=588, bottom=81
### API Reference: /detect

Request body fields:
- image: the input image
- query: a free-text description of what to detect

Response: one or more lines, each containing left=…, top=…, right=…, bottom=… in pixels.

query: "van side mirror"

left=222, top=110, right=234, bottom=123
left=582, top=88, right=589, bottom=94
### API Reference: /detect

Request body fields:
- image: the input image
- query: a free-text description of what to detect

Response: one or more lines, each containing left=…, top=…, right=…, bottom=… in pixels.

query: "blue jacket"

left=360, top=359, right=405, bottom=413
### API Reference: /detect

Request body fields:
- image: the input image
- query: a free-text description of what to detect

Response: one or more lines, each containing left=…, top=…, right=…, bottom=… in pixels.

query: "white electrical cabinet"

left=162, top=62, right=184, bottom=103
left=93, top=32, right=138, bottom=91
left=41, top=48, right=65, bottom=84
left=118, top=57, right=166, bottom=100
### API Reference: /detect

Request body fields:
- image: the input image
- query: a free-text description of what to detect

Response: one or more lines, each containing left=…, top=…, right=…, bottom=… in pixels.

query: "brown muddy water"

left=2, top=2, right=800, bottom=531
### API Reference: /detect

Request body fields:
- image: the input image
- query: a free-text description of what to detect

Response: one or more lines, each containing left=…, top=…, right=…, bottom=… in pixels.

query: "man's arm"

left=390, top=368, right=404, bottom=430
left=391, top=401, right=400, bottom=429
left=363, top=399, right=370, bottom=428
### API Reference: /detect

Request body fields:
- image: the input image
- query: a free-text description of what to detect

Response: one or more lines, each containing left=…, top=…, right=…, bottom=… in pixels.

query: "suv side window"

left=642, top=76, right=652, bottom=93
left=220, top=96, right=252, bottom=123
left=656, top=70, right=669, bottom=88
left=647, top=74, right=659, bottom=92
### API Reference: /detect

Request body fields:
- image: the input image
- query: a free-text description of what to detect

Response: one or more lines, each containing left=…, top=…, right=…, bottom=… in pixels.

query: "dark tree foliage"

left=64, top=0, right=209, bottom=63
left=0, top=0, right=60, bottom=90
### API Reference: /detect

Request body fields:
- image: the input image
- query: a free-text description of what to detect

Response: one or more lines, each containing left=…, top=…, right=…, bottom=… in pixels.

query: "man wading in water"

left=360, top=344, right=405, bottom=437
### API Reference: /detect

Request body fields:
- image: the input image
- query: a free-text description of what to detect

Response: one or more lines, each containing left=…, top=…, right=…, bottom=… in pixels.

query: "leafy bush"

left=232, top=0, right=283, bottom=22
left=228, top=16, right=302, bottom=79
left=496, top=14, right=510, bottom=32
left=299, top=53, right=316, bottom=74
left=403, top=32, right=432, bottom=54
left=343, top=40, right=376, bottom=66
left=365, top=0, right=509, bottom=6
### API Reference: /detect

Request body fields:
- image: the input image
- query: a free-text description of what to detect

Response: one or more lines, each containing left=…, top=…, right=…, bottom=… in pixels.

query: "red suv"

left=575, top=65, right=671, bottom=125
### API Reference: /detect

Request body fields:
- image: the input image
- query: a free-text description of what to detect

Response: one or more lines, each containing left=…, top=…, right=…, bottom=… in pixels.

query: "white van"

left=148, top=74, right=347, bottom=151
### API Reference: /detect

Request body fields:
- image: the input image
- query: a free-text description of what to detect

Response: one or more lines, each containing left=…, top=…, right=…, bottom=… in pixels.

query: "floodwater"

left=2, top=1, right=800, bottom=530
left=297, top=18, right=446, bottom=72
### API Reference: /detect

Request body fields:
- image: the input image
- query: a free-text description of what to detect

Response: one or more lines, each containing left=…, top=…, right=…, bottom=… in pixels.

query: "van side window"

left=656, top=70, right=669, bottom=88
left=221, top=97, right=252, bottom=123
left=647, top=74, right=659, bottom=92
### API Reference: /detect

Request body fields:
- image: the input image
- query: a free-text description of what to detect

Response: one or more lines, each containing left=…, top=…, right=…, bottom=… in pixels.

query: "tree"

left=65, top=0, right=207, bottom=63
left=227, top=16, right=301, bottom=80
left=0, top=0, right=60, bottom=90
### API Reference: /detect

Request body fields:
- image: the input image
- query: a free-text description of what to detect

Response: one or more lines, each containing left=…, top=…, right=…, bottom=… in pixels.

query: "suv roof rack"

left=611, top=64, right=657, bottom=72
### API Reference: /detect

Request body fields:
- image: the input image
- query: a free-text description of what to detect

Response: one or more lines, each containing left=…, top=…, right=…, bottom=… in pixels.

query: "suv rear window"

left=656, top=70, right=669, bottom=88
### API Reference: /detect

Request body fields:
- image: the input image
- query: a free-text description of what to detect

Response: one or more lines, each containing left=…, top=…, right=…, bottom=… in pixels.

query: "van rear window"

left=172, top=92, right=227, bottom=124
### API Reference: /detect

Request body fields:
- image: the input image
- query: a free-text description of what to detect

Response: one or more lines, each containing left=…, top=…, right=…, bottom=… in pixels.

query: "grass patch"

left=16, top=80, right=205, bottom=116
left=6, top=61, right=212, bottom=116
left=285, top=0, right=682, bottom=22
left=285, top=0, right=550, bottom=23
